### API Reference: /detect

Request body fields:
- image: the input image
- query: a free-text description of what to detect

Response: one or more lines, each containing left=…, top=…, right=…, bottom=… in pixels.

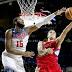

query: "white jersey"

left=2, top=28, right=29, bottom=72
left=12, top=28, right=28, bottom=52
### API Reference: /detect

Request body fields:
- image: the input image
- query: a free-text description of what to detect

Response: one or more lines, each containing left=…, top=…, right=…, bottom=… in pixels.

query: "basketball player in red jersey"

left=36, top=22, right=72, bottom=72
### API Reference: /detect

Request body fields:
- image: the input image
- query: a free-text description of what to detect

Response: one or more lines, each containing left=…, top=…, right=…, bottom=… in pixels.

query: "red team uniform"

left=36, top=40, right=62, bottom=72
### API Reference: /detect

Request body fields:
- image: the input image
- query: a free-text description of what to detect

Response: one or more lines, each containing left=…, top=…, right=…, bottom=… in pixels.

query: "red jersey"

left=36, top=41, right=62, bottom=72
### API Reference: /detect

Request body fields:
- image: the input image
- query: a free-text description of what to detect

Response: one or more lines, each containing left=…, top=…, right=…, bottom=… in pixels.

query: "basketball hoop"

left=17, top=0, right=37, bottom=16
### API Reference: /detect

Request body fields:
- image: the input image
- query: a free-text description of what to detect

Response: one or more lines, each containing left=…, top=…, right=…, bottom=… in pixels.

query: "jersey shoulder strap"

left=11, top=28, right=16, bottom=38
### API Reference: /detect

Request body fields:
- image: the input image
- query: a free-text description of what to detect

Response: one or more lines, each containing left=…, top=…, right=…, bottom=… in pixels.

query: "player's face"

left=47, top=30, right=56, bottom=40
left=16, top=22, right=25, bottom=29
left=15, top=18, right=25, bottom=32
left=17, top=18, right=25, bottom=28
left=17, top=18, right=24, bottom=26
left=16, top=18, right=25, bottom=29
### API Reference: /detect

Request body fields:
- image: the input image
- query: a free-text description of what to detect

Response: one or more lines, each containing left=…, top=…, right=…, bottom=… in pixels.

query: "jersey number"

left=16, top=41, right=23, bottom=47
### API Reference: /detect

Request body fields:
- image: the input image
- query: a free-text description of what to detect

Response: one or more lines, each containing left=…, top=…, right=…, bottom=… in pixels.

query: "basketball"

left=65, top=7, right=72, bottom=20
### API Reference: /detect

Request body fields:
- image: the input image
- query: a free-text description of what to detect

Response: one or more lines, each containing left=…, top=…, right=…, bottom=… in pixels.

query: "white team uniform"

left=2, top=28, right=29, bottom=72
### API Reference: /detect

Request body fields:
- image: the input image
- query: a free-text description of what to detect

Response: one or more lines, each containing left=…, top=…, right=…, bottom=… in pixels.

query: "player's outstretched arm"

left=45, top=7, right=66, bottom=21
left=57, top=22, right=72, bottom=46
left=36, top=7, right=66, bottom=28
left=26, top=7, right=66, bottom=34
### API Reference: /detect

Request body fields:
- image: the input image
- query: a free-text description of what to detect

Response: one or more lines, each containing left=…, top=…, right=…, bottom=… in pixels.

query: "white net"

left=17, top=0, right=37, bottom=15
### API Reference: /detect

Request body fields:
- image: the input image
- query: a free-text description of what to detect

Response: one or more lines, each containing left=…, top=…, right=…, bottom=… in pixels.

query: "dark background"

left=0, top=0, right=72, bottom=72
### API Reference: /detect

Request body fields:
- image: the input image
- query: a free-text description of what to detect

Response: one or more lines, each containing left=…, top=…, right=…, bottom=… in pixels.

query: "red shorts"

left=38, top=63, right=62, bottom=72
left=37, top=55, right=62, bottom=72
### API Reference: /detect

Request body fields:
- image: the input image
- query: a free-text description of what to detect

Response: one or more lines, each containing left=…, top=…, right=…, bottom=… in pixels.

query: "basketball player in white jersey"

left=2, top=8, right=66, bottom=72
left=2, top=17, right=38, bottom=72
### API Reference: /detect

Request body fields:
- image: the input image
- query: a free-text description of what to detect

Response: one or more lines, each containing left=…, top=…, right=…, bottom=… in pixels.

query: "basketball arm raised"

left=24, top=7, right=66, bottom=34
left=57, top=22, right=72, bottom=46
left=36, top=7, right=66, bottom=28
left=26, top=8, right=65, bottom=35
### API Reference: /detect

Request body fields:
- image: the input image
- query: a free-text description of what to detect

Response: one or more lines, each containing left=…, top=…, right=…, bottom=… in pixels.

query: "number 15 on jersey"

left=16, top=41, right=23, bottom=47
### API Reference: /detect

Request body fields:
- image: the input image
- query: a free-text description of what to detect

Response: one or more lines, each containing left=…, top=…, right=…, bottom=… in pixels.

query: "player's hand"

left=35, top=67, right=40, bottom=72
left=55, top=7, right=66, bottom=15
left=46, top=48, right=53, bottom=54
left=23, top=51, right=35, bottom=57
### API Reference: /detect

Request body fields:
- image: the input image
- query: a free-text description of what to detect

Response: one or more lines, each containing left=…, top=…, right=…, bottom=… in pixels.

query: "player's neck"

left=15, top=26, right=23, bottom=33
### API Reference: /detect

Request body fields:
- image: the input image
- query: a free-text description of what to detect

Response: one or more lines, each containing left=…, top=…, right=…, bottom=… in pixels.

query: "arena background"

left=0, top=0, right=72, bottom=72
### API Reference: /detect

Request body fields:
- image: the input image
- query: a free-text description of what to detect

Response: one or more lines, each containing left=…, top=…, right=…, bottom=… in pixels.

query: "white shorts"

left=2, top=51, right=26, bottom=72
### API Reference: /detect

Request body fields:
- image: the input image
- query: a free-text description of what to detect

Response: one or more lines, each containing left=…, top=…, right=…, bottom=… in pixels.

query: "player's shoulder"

left=5, top=29, right=12, bottom=36
left=5, top=29, right=12, bottom=33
